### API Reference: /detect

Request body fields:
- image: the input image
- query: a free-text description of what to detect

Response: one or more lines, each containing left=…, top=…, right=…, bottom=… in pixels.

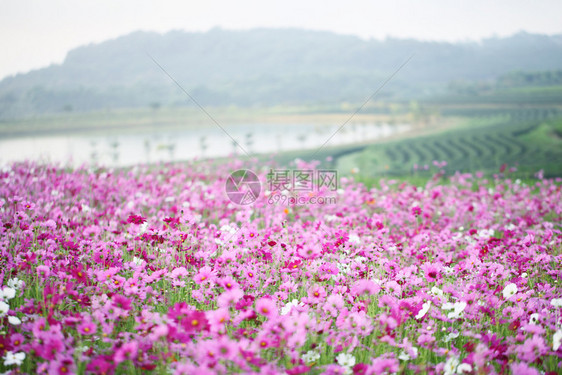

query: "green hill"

left=1, top=29, right=562, bottom=120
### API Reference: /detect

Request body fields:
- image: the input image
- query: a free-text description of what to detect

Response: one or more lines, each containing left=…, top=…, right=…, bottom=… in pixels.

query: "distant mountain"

left=1, top=28, right=562, bottom=119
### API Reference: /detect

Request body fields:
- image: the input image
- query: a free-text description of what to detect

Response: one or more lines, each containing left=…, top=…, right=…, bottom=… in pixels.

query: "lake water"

left=0, top=122, right=410, bottom=167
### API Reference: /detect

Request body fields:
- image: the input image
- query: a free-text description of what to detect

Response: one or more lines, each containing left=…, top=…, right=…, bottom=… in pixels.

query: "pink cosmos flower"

left=78, top=320, right=97, bottom=336
left=350, top=279, right=381, bottom=297
left=112, top=294, right=132, bottom=311
left=207, top=308, right=230, bottom=334
left=235, top=294, right=255, bottom=311
left=517, top=335, right=547, bottom=362
left=86, top=355, right=114, bottom=374
left=308, top=285, right=327, bottom=302
left=255, top=297, right=277, bottom=318
left=10, top=333, right=25, bottom=349
left=510, top=362, right=540, bottom=375
left=182, top=311, right=209, bottom=333
left=37, top=265, right=50, bottom=278
left=194, top=266, right=216, bottom=285
left=325, top=294, right=345, bottom=316
left=218, top=277, right=239, bottom=290
left=214, top=337, right=238, bottom=361
left=421, top=263, right=441, bottom=282
left=286, top=365, right=311, bottom=374
left=384, top=281, right=402, bottom=297
left=368, top=356, right=399, bottom=374
left=114, top=341, right=139, bottom=364
left=217, top=288, right=244, bottom=308
left=48, top=357, right=76, bottom=375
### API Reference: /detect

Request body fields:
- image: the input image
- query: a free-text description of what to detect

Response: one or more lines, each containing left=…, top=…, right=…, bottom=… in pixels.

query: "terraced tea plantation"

left=337, top=108, right=562, bottom=178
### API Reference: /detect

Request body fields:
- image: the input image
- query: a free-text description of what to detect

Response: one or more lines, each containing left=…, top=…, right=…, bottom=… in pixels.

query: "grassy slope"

left=336, top=115, right=562, bottom=179
left=333, top=84, right=562, bottom=180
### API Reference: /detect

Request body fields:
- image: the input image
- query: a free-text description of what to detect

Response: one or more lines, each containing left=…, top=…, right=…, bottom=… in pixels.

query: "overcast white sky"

left=1, top=0, right=561, bottom=80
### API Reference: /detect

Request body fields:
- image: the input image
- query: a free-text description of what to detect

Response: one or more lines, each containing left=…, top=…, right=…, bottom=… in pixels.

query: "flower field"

left=1, top=160, right=561, bottom=374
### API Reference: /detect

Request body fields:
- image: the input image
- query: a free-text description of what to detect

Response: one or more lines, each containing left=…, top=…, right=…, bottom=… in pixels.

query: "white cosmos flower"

left=551, top=298, right=562, bottom=307
left=219, top=224, right=238, bottom=235
left=442, top=302, right=455, bottom=310
left=457, top=363, right=472, bottom=373
left=398, top=347, right=418, bottom=361
left=442, top=266, right=454, bottom=275
left=0, top=287, right=16, bottom=300
left=336, top=352, right=356, bottom=368
left=443, top=356, right=459, bottom=375
left=139, top=222, right=148, bottom=233
left=280, top=299, right=304, bottom=315
left=0, top=301, right=9, bottom=317
left=3, top=351, right=25, bottom=366
left=398, top=351, right=410, bottom=361
left=477, top=229, right=494, bottom=239
left=416, top=301, right=431, bottom=319
left=430, top=286, right=444, bottom=297
left=8, top=316, right=21, bottom=325
left=348, top=234, right=360, bottom=244
left=132, top=257, right=144, bottom=266
left=553, top=330, right=562, bottom=351
left=8, top=278, right=24, bottom=290
left=444, top=331, right=460, bottom=342
left=302, top=350, right=320, bottom=363
left=447, top=302, right=467, bottom=320
left=529, top=313, right=539, bottom=325
left=502, top=283, right=518, bottom=299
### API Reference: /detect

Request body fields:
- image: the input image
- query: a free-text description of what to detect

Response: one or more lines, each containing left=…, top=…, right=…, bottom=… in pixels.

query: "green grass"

left=335, top=112, right=562, bottom=180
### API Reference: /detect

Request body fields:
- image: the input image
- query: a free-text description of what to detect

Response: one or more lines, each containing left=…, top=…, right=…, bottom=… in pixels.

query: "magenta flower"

left=77, top=320, right=97, bottom=336
left=235, top=294, right=255, bottom=311
left=286, top=365, right=311, bottom=374
left=127, top=214, right=146, bottom=224
left=2, top=160, right=561, bottom=374
left=182, top=311, right=209, bottom=333
left=421, top=263, right=441, bottom=282
left=86, top=355, right=115, bottom=374
left=10, top=333, right=25, bottom=349
left=114, top=341, right=138, bottom=364
left=112, top=294, right=132, bottom=311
